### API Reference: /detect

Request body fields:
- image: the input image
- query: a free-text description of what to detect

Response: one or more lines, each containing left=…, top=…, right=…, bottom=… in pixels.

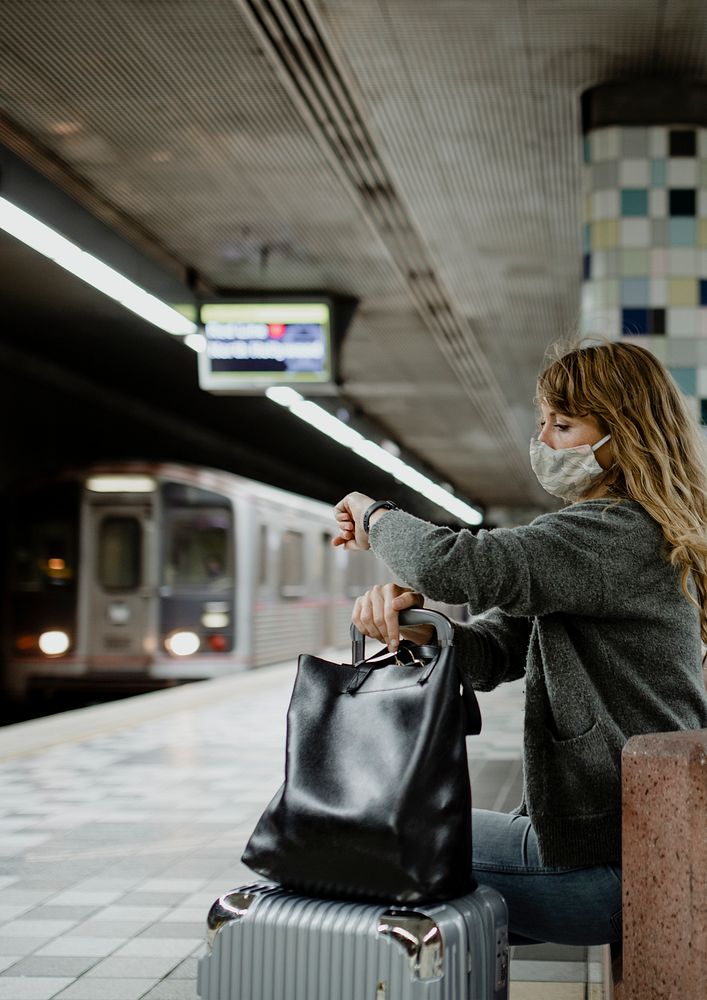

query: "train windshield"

left=161, top=484, right=233, bottom=592
left=11, top=484, right=79, bottom=592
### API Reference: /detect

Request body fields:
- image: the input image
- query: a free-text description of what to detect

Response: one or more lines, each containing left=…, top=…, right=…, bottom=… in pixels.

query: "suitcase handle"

left=350, top=607, right=454, bottom=665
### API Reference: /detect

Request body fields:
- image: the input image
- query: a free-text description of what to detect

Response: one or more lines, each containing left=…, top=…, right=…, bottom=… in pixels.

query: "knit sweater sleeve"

left=453, top=610, right=532, bottom=691
left=368, top=503, right=624, bottom=617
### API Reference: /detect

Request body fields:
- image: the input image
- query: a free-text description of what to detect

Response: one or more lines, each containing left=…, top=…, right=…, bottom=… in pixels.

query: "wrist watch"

left=362, top=500, right=400, bottom=535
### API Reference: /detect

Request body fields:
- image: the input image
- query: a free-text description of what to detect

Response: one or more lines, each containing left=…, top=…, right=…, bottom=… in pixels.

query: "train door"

left=319, top=531, right=335, bottom=647
left=83, top=503, right=156, bottom=668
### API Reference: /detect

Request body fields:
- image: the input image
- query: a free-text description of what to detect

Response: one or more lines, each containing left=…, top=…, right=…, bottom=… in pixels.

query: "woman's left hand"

left=332, top=492, right=374, bottom=550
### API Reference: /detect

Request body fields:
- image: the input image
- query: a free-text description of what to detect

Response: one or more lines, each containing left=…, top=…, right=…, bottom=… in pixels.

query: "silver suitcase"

left=197, top=882, right=509, bottom=1000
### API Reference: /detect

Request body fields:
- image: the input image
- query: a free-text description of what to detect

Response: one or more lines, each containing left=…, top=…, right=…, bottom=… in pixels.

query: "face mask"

left=529, top=433, right=611, bottom=501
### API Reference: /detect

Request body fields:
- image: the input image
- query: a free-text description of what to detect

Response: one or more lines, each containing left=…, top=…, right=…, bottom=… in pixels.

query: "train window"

left=257, top=524, right=270, bottom=589
left=345, top=549, right=371, bottom=597
left=280, top=530, right=305, bottom=598
left=163, top=508, right=232, bottom=591
left=10, top=483, right=79, bottom=592
left=162, top=482, right=231, bottom=508
left=12, top=518, right=77, bottom=591
left=319, top=532, right=332, bottom=592
left=98, top=517, right=142, bottom=591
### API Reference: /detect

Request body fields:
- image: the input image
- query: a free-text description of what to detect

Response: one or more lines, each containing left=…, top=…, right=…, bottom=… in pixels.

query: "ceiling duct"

left=236, top=0, right=531, bottom=480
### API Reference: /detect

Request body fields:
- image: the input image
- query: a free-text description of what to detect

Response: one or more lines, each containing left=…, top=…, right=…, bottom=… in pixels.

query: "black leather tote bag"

left=242, top=608, right=482, bottom=904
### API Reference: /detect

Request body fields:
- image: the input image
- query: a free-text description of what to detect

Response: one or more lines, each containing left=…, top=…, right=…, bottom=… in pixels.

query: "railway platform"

left=0, top=653, right=607, bottom=1000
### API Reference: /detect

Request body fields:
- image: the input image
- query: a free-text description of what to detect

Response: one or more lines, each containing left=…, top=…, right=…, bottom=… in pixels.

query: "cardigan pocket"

left=541, top=720, right=620, bottom=818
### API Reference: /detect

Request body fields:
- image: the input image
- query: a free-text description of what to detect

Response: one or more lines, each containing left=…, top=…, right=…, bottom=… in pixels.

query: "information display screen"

left=198, top=301, right=333, bottom=392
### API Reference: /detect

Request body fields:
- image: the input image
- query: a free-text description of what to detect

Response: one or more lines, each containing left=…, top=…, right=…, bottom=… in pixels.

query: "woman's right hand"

left=352, top=583, right=433, bottom=651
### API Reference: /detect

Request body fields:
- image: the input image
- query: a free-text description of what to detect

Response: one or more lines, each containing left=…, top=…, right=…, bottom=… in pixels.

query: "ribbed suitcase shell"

left=197, top=883, right=509, bottom=1000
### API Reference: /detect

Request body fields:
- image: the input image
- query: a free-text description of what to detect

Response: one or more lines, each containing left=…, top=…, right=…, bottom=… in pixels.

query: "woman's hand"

left=332, top=492, right=375, bottom=550
left=352, top=584, right=433, bottom=651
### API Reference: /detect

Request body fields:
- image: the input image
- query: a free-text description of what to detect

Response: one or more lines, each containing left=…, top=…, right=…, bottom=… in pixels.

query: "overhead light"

left=87, top=475, right=156, bottom=493
left=290, top=399, right=365, bottom=449
left=265, top=386, right=306, bottom=408
left=265, top=388, right=483, bottom=525
left=0, top=195, right=197, bottom=336
left=184, top=333, right=206, bottom=352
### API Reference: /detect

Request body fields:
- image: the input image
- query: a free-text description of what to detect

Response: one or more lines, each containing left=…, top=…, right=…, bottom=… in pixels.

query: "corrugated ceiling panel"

left=4, top=1, right=707, bottom=506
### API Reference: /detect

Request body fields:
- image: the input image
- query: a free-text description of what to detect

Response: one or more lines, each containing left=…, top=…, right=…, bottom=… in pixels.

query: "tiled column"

left=581, top=81, right=707, bottom=421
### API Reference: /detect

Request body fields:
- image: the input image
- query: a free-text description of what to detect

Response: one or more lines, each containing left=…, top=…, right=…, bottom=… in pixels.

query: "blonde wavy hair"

left=538, top=339, right=707, bottom=642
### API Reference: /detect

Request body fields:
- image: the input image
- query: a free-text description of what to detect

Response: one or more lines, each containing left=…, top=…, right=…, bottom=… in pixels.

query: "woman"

left=332, top=340, right=707, bottom=946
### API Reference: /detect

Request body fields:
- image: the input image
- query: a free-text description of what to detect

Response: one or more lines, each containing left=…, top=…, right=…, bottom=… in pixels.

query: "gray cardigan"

left=369, top=499, right=707, bottom=867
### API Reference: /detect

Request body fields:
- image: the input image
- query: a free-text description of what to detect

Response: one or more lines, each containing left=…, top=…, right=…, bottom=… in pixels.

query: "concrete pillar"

left=580, top=80, right=707, bottom=421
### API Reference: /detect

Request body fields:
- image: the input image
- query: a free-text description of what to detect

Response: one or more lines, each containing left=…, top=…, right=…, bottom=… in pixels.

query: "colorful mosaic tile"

left=652, top=218, right=668, bottom=245
left=620, top=159, right=650, bottom=186
left=594, top=161, right=619, bottom=188
left=650, top=129, right=668, bottom=157
left=621, top=218, right=650, bottom=246
left=667, top=307, right=697, bottom=335
left=651, top=308, right=666, bottom=333
left=669, top=189, right=697, bottom=216
left=622, top=188, right=648, bottom=215
left=622, top=307, right=649, bottom=334
left=670, top=129, right=697, bottom=157
left=621, top=249, right=649, bottom=275
left=669, top=218, right=696, bottom=245
left=651, top=248, right=667, bottom=275
left=650, top=278, right=667, bottom=306
left=649, top=188, right=667, bottom=216
left=668, top=160, right=698, bottom=186
left=594, top=219, right=619, bottom=249
left=651, top=159, right=667, bottom=186
left=621, top=277, right=650, bottom=306
left=669, top=278, right=698, bottom=306
left=668, top=248, right=699, bottom=274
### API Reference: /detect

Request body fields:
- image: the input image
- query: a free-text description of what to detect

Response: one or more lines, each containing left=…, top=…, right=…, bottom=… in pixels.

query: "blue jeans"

left=472, top=809, right=622, bottom=946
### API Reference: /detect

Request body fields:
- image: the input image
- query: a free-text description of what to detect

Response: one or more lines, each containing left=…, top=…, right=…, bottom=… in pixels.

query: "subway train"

left=1, top=462, right=393, bottom=700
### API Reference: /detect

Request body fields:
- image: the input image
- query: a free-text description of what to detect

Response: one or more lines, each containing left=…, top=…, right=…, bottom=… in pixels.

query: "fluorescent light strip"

left=0, top=196, right=197, bottom=336
left=87, top=475, right=156, bottom=493
left=185, top=333, right=206, bottom=352
left=265, top=388, right=483, bottom=525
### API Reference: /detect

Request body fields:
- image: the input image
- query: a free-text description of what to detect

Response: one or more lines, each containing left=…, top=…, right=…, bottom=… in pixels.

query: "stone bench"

left=611, top=728, right=706, bottom=999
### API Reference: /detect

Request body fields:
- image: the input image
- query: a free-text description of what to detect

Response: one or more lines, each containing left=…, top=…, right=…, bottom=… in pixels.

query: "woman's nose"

left=538, top=425, right=551, bottom=446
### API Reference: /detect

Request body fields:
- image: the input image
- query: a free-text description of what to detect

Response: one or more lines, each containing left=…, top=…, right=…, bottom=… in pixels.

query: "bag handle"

left=349, top=609, right=481, bottom=735
left=350, top=607, right=454, bottom=665
left=344, top=643, right=438, bottom=695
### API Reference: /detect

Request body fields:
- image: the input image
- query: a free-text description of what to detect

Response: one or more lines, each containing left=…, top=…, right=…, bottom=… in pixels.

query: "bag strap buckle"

left=394, top=647, right=423, bottom=668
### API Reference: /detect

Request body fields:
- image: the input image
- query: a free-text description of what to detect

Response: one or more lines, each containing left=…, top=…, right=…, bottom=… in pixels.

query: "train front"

left=3, top=469, right=237, bottom=700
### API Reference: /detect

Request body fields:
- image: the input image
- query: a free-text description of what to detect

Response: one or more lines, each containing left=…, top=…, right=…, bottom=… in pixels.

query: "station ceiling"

left=1, top=0, right=706, bottom=521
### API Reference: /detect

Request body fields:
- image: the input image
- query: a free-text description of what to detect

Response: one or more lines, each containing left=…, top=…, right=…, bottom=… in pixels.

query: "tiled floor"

left=0, top=658, right=605, bottom=1000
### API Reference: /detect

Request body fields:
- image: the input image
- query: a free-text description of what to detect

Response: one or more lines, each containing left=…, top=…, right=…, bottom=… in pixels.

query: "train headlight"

left=201, top=612, right=229, bottom=629
left=38, top=631, right=70, bottom=656
left=165, top=631, right=200, bottom=657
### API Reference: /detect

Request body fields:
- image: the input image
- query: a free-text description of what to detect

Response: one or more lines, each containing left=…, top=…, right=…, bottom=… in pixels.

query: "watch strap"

left=362, top=500, right=400, bottom=534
